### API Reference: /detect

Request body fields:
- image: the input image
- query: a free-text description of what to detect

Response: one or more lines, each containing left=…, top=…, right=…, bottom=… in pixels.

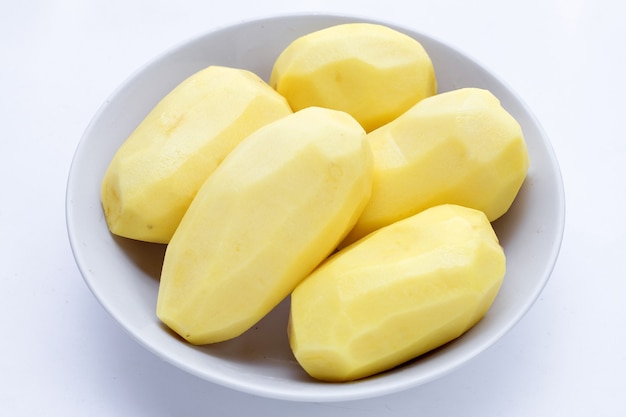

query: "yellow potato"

left=157, top=107, right=373, bottom=345
left=289, top=204, right=506, bottom=382
left=270, top=23, right=436, bottom=132
left=101, top=65, right=292, bottom=243
left=342, top=87, right=529, bottom=246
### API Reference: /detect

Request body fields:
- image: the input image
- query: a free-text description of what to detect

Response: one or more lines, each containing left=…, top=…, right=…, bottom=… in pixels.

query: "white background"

left=2, top=0, right=624, bottom=415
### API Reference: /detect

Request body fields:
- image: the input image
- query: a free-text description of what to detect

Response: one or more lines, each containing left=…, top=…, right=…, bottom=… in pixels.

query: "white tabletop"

left=2, top=0, right=624, bottom=415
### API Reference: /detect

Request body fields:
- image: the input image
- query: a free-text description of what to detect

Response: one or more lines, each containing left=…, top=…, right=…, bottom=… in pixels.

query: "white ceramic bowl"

left=66, top=14, right=565, bottom=402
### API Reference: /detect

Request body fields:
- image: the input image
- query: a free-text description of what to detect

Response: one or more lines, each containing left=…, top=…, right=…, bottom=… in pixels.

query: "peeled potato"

left=157, top=107, right=373, bottom=345
left=101, top=65, right=292, bottom=243
left=341, top=87, right=529, bottom=246
left=270, top=23, right=436, bottom=132
left=289, top=204, right=506, bottom=382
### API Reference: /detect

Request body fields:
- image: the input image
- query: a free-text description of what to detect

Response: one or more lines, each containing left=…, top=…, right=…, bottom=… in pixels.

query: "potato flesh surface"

left=156, top=107, right=373, bottom=345
left=341, top=87, right=529, bottom=246
left=101, top=65, right=292, bottom=243
left=270, top=23, right=436, bottom=132
left=289, top=204, right=506, bottom=382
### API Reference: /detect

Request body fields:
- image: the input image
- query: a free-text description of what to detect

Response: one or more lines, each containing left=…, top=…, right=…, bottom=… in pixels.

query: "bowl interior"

left=66, top=14, right=565, bottom=402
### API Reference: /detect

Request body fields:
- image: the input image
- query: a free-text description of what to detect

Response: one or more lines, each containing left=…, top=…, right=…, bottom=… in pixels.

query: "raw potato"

left=289, top=204, right=506, bottom=382
left=270, top=23, right=437, bottom=132
left=157, top=107, right=374, bottom=345
left=101, top=65, right=292, bottom=243
left=341, top=87, right=529, bottom=246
